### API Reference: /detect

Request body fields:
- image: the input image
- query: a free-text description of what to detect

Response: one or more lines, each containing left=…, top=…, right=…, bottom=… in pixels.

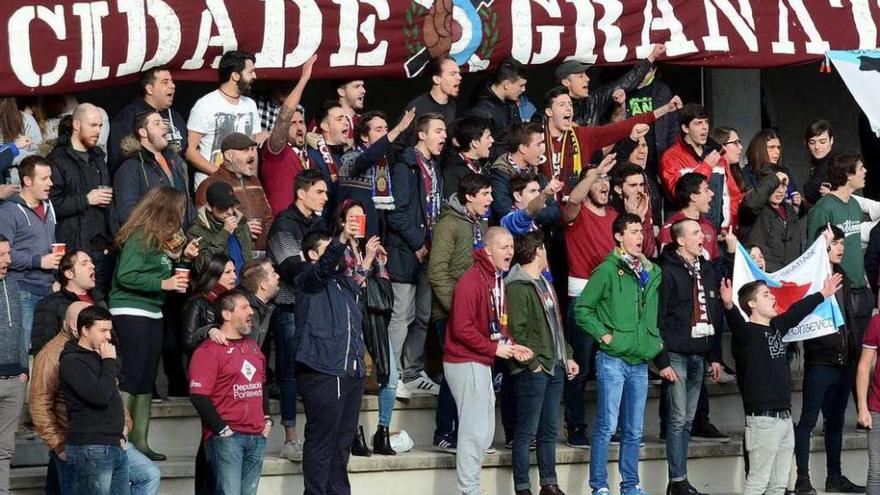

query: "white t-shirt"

left=187, top=90, right=262, bottom=187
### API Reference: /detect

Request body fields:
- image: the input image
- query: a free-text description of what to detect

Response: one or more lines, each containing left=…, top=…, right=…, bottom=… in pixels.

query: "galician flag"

left=731, top=237, right=844, bottom=342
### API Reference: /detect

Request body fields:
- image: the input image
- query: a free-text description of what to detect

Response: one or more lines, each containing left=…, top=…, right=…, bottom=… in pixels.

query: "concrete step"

left=11, top=433, right=869, bottom=494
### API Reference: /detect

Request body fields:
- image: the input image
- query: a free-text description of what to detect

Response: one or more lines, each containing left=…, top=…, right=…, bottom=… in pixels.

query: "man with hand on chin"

left=444, top=226, right=533, bottom=495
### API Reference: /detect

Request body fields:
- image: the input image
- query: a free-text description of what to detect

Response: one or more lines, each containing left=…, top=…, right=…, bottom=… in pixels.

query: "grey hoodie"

left=0, top=277, right=27, bottom=376
left=0, top=194, right=57, bottom=295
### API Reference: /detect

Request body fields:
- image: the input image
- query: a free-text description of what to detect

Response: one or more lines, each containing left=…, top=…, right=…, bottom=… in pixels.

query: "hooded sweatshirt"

left=58, top=340, right=125, bottom=446
left=427, top=193, right=488, bottom=322
left=0, top=194, right=56, bottom=295
left=444, top=248, right=513, bottom=366
left=0, top=277, right=26, bottom=377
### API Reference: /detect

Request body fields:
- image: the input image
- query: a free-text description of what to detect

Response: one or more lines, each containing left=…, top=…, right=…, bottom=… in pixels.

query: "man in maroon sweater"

left=444, top=227, right=533, bottom=495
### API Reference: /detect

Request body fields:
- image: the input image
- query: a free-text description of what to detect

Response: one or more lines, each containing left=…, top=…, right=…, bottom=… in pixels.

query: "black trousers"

left=162, top=291, right=189, bottom=397
left=299, top=370, right=364, bottom=495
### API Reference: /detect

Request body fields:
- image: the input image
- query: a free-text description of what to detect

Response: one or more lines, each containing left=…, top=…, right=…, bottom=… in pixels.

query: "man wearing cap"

left=195, top=133, right=272, bottom=251
left=559, top=44, right=665, bottom=127
left=188, top=181, right=254, bottom=276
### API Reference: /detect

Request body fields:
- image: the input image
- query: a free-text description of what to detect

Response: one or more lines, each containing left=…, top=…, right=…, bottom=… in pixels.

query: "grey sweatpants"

left=445, top=362, right=494, bottom=495
left=0, top=379, right=25, bottom=495
left=744, top=415, right=794, bottom=495
left=389, top=270, right=431, bottom=382
left=868, top=412, right=880, bottom=495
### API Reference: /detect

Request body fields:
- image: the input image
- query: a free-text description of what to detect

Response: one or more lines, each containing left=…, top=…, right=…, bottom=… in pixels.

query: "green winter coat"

left=427, top=194, right=488, bottom=322
left=109, top=231, right=175, bottom=314
left=186, top=206, right=253, bottom=274
left=574, top=249, right=663, bottom=364
left=505, top=264, right=573, bottom=374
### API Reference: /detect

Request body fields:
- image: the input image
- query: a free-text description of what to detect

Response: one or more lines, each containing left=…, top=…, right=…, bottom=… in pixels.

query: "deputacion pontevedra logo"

left=403, top=0, right=497, bottom=77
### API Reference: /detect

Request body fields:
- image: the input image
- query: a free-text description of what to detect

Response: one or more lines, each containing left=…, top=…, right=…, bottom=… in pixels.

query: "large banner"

left=4, top=0, right=880, bottom=95
left=731, top=237, right=844, bottom=343
left=829, top=49, right=880, bottom=136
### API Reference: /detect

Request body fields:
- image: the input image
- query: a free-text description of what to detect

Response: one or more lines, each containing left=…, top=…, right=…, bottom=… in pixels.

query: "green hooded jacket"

left=186, top=206, right=253, bottom=274
left=574, top=249, right=663, bottom=364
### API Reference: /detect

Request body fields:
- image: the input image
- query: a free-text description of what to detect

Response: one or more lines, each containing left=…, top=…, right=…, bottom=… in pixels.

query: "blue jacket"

left=0, top=195, right=56, bottom=295
left=294, top=238, right=365, bottom=378
left=385, top=147, right=437, bottom=283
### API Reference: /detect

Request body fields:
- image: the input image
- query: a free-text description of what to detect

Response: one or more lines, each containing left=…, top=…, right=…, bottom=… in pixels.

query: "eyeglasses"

left=723, top=139, right=741, bottom=146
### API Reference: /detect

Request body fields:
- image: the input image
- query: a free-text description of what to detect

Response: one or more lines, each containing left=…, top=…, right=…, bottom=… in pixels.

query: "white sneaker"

left=395, top=379, right=412, bottom=399
left=390, top=431, right=414, bottom=453
left=279, top=439, right=304, bottom=461
left=405, top=372, right=440, bottom=396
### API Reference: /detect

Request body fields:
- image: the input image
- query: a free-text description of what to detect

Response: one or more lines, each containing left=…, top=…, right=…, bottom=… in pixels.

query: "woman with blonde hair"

left=109, top=186, right=199, bottom=461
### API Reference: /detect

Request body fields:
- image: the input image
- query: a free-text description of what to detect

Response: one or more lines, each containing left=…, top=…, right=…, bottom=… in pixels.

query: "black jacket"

left=267, top=203, right=325, bottom=305
left=31, top=289, right=98, bottom=355
left=46, top=141, right=114, bottom=252
left=572, top=60, right=653, bottom=126
left=728, top=293, right=824, bottom=414
left=58, top=340, right=125, bottom=446
left=441, top=152, right=487, bottom=200
left=803, top=266, right=859, bottom=367
left=804, top=153, right=834, bottom=207
left=107, top=99, right=188, bottom=173
left=487, top=153, right=561, bottom=227
left=244, top=289, right=274, bottom=348
left=386, top=147, right=436, bottom=283
left=183, top=296, right=217, bottom=352
left=738, top=173, right=806, bottom=272
left=466, top=81, right=520, bottom=161
left=655, top=246, right=722, bottom=369
left=113, top=136, right=194, bottom=228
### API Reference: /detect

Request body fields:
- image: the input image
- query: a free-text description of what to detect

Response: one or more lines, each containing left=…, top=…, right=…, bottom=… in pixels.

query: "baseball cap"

left=220, top=132, right=257, bottom=153
left=206, top=181, right=239, bottom=210
left=555, top=60, right=594, bottom=81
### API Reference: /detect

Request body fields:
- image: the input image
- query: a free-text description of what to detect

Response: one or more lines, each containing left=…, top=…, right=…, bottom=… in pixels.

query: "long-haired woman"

left=109, top=186, right=198, bottom=461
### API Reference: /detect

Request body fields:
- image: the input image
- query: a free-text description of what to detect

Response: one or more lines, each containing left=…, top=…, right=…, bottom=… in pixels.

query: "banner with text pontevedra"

left=731, top=237, right=844, bottom=343
left=5, top=0, right=880, bottom=95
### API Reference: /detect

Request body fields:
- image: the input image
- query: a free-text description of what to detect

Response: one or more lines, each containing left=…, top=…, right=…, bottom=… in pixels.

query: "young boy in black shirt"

left=720, top=273, right=842, bottom=495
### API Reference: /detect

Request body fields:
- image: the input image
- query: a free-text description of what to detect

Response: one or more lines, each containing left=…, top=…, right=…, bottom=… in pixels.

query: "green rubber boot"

left=128, top=394, right=166, bottom=461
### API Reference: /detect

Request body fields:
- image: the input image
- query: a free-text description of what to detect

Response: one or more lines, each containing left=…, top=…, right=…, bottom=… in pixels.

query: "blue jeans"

left=272, top=306, right=298, bottom=427
left=512, top=365, right=565, bottom=491
left=794, top=364, right=853, bottom=478
left=663, top=352, right=705, bottom=481
left=206, top=433, right=267, bottom=495
left=377, top=341, right=398, bottom=427
left=20, top=289, right=42, bottom=353
left=66, top=444, right=130, bottom=495
left=55, top=446, right=161, bottom=495
left=589, top=352, right=648, bottom=494
left=564, top=297, right=594, bottom=433
left=433, top=319, right=458, bottom=442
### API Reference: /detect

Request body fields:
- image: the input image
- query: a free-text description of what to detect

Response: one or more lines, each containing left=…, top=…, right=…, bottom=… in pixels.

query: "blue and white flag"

left=828, top=49, right=880, bottom=136
left=732, top=237, right=845, bottom=342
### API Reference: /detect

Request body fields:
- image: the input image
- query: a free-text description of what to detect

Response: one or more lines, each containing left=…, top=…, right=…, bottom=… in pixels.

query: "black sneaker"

left=610, top=429, right=644, bottom=447
left=795, top=475, right=817, bottom=495
left=825, top=475, right=866, bottom=493
left=667, top=480, right=704, bottom=495
left=685, top=481, right=708, bottom=495
left=506, top=437, right=537, bottom=450
left=567, top=428, right=590, bottom=449
left=690, top=423, right=730, bottom=443
left=432, top=435, right=457, bottom=454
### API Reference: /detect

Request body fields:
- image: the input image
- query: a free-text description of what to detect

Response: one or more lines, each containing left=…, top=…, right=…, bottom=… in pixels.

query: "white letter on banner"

left=8, top=5, right=69, bottom=88
left=563, top=0, right=597, bottom=63
left=510, top=0, right=533, bottom=63
left=593, top=0, right=626, bottom=62
left=72, top=2, right=110, bottom=83
left=143, top=0, right=181, bottom=69
left=530, top=0, right=563, bottom=65
left=771, top=0, right=828, bottom=54
left=182, top=0, right=238, bottom=70
left=637, top=0, right=698, bottom=58
left=702, top=0, right=758, bottom=51
left=256, top=0, right=284, bottom=67
left=330, top=0, right=389, bottom=67
left=284, top=0, right=322, bottom=67
left=117, top=0, right=146, bottom=76
left=847, top=0, right=877, bottom=49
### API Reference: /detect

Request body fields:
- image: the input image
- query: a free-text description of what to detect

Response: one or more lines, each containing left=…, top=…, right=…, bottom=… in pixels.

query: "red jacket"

left=444, top=249, right=512, bottom=366
left=659, top=136, right=742, bottom=230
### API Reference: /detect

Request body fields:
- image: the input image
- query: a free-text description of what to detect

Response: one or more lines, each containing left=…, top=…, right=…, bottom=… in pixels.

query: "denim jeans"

left=868, top=412, right=880, bottom=495
left=589, top=351, right=648, bottom=494
left=19, top=289, right=41, bottom=353
left=794, top=364, right=853, bottom=478
left=377, top=341, right=398, bottom=427
left=66, top=444, right=130, bottom=495
left=433, top=319, right=458, bottom=442
left=206, top=433, right=267, bottom=495
left=512, top=365, right=565, bottom=491
left=663, top=352, right=705, bottom=481
left=564, top=297, right=595, bottom=433
left=272, top=306, right=298, bottom=427
left=55, top=446, right=161, bottom=495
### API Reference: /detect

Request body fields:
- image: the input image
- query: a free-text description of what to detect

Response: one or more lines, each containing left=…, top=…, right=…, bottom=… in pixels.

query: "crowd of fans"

left=0, top=45, right=879, bottom=495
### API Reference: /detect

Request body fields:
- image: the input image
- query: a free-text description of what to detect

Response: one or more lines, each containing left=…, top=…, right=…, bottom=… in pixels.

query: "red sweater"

left=261, top=144, right=314, bottom=218
left=444, top=249, right=512, bottom=366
